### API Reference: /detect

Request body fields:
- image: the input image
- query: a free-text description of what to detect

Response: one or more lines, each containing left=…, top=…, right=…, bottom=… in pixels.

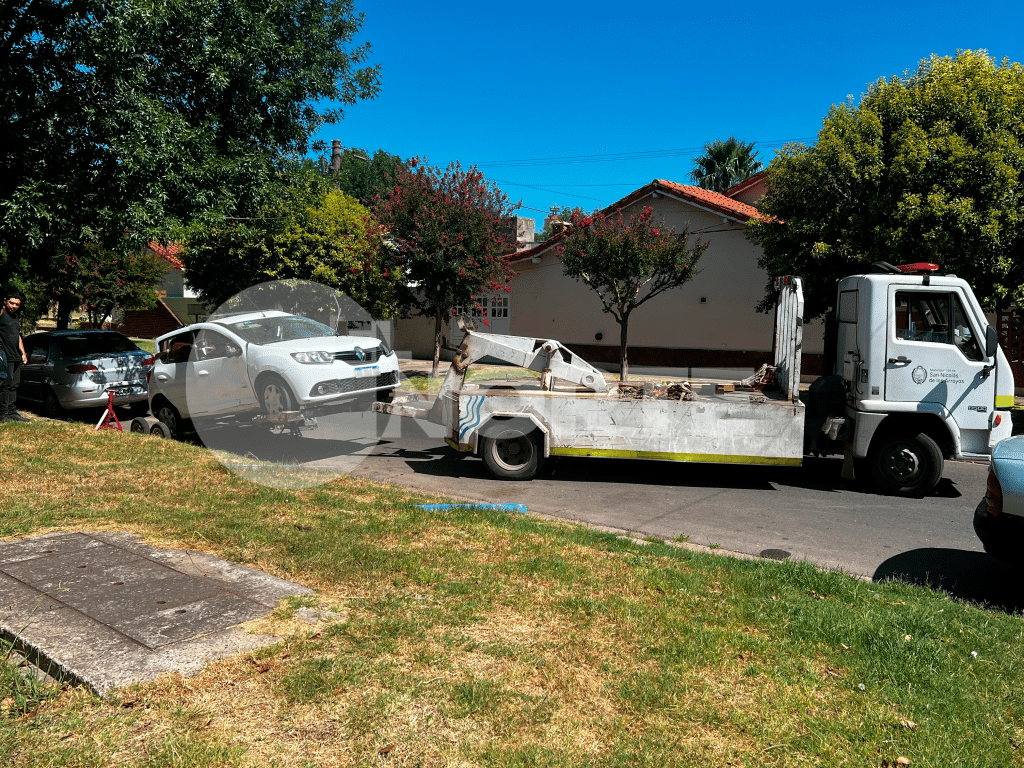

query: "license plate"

left=353, top=365, right=379, bottom=379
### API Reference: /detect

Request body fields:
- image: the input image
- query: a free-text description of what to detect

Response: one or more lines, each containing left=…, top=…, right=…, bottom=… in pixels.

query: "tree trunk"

left=432, top=306, right=444, bottom=378
left=55, top=295, right=75, bottom=330
left=618, top=313, right=630, bottom=382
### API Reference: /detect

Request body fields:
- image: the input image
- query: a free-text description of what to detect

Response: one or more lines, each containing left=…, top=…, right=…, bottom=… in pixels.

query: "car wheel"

left=150, top=421, right=172, bottom=439
left=869, top=431, right=943, bottom=496
left=481, top=427, right=543, bottom=481
left=130, top=417, right=147, bottom=434
left=259, top=376, right=296, bottom=415
left=155, top=401, right=184, bottom=438
left=43, top=391, right=65, bottom=420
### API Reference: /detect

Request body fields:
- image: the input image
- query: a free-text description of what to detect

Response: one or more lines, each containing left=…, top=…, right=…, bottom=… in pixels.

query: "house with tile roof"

left=500, top=177, right=824, bottom=377
left=117, top=242, right=203, bottom=337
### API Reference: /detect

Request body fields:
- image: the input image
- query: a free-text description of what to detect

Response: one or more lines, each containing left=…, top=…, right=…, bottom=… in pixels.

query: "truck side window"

left=951, top=296, right=983, bottom=361
left=894, top=291, right=982, bottom=360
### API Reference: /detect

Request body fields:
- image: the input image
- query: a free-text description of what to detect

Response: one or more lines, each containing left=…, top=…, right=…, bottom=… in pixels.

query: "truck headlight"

left=291, top=351, right=333, bottom=364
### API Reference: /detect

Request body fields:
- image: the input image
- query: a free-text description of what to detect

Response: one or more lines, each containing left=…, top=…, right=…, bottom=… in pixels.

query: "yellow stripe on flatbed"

left=996, top=395, right=1015, bottom=409
left=548, top=447, right=801, bottom=466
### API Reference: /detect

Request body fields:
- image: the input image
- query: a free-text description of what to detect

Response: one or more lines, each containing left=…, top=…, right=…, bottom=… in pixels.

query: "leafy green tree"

left=332, top=148, right=403, bottom=204
left=557, top=207, right=706, bottom=381
left=46, top=245, right=169, bottom=329
left=1, top=0, right=380, bottom=298
left=373, top=160, right=518, bottom=376
left=689, top=137, right=763, bottom=194
left=749, top=50, right=1024, bottom=319
left=183, top=172, right=399, bottom=318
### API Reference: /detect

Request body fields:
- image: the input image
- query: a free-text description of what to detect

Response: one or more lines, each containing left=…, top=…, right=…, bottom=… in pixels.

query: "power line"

left=475, top=138, right=816, bottom=169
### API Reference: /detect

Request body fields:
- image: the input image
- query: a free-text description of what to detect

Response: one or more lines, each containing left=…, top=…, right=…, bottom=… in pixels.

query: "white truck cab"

left=835, top=263, right=1013, bottom=492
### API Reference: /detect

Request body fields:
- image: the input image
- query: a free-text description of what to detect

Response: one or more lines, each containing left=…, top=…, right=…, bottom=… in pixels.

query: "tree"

left=182, top=170, right=399, bottom=318
left=748, top=50, right=1024, bottom=319
left=689, top=137, right=763, bottom=194
left=1, top=0, right=381, bottom=301
left=46, top=245, right=169, bottom=329
left=557, top=207, right=706, bottom=381
left=373, top=160, right=518, bottom=376
left=332, top=147, right=403, bottom=204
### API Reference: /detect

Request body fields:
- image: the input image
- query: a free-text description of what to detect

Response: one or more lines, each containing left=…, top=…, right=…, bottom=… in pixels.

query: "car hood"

left=258, top=337, right=384, bottom=353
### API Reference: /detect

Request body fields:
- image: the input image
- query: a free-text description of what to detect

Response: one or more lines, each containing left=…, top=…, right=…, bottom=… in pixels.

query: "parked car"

left=148, top=311, right=400, bottom=435
left=20, top=330, right=152, bottom=418
left=973, top=434, right=1024, bottom=567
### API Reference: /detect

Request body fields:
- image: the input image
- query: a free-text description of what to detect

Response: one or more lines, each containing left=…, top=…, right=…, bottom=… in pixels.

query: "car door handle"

left=888, top=356, right=912, bottom=365
left=156, top=373, right=168, bottom=381
left=197, top=370, right=210, bottom=376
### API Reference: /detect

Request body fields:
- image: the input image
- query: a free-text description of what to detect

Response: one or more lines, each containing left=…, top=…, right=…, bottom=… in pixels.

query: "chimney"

left=330, top=140, right=342, bottom=174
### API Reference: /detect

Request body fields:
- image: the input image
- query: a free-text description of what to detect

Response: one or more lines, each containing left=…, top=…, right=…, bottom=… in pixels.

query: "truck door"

left=885, top=286, right=993, bottom=437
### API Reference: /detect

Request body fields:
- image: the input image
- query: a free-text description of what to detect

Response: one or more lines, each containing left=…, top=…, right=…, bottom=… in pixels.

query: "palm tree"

left=689, top=137, right=762, bottom=194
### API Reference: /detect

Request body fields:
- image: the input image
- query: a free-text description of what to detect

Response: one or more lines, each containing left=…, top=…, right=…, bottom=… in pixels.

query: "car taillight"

left=141, top=356, right=155, bottom=384
left=985, top=467, right=1003, bottom=517
left=65, top=364, right=98, bottom=374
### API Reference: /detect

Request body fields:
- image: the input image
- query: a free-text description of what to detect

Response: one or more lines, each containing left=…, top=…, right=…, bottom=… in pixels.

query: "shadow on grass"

left=874, top=548, right=1024, bottom=615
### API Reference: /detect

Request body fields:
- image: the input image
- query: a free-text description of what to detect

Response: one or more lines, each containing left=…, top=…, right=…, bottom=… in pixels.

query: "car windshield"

left=223, top=316, right=339, bottom=345
left=58, top=333, right=141, bottom=358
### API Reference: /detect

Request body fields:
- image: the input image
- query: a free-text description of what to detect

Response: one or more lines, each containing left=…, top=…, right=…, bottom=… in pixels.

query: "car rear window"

left=58, top=334, right=140, bottom=357
left=225, top=316, right=338, bottom=345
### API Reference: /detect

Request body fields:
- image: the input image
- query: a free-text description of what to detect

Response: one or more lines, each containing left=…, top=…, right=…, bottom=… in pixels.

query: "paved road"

left=193, top=408, right=1024, bottom=614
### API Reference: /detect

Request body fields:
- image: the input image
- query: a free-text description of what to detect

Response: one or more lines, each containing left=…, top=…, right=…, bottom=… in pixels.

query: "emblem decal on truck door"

left=912, top=366, right=927, bottom=384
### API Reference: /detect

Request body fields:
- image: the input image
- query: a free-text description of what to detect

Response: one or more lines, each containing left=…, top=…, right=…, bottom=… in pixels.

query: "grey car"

left=19, top=330, right=152, bottom=418
left=974, top=434, right=1024, bottom=568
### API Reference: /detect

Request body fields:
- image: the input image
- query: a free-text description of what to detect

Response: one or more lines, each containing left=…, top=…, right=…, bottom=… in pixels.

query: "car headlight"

left=291, top=351, right=334, bottom=364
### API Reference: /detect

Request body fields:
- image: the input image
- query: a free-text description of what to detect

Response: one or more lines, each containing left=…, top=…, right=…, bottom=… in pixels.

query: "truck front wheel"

left=869, top=431, right=943, bottom=496
left=481, top=428, right=543, bottom=480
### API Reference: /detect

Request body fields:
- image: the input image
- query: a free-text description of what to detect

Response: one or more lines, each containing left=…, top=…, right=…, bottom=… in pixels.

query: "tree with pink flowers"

left=558, top=207, right=706, bottom=381
left=374, top=160, right=518, bottom=376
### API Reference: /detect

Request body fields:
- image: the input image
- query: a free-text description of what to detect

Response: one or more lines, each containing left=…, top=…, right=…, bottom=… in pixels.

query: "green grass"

left=0, top=420, right=1023, bottom=767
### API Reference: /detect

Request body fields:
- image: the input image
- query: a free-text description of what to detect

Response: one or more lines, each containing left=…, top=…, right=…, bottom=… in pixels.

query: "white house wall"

left=511, top=195, right=824, bottom=375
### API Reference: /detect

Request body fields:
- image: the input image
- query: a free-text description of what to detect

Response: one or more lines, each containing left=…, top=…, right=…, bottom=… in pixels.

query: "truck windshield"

left=223, top=316, right=340, bottom=345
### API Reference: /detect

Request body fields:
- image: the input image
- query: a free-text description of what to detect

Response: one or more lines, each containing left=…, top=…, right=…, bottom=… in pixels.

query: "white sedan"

left=148, top=311, right=399, bottom=434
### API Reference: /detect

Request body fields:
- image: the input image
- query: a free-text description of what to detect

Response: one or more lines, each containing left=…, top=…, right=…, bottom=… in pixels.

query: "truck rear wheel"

left=482, top=428, right=543, bottom=480
left=869, top=431, right=943, bottom=496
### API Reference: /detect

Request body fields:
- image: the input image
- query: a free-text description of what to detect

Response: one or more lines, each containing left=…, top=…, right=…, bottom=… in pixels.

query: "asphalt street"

left=193, top=407, right=1024, bottom=614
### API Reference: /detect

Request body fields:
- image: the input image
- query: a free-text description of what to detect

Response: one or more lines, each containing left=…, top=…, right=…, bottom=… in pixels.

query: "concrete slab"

left=0, top=531, right=312, bottom=697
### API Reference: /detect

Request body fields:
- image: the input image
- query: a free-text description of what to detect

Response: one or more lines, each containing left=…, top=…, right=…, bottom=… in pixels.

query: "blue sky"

left=313, top=1, right=1024, bottom=225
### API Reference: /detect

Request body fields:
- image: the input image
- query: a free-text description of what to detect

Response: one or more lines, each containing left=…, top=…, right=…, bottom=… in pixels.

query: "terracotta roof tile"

left=724, top=170, right=766, bottom=199
left=508, top=179, right=764, bottom=265
left=147, top=241, right=184, bottom=271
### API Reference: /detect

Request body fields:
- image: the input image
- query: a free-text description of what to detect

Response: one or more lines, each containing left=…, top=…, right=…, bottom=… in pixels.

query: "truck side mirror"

left=985, top=325, right=999, bottom=358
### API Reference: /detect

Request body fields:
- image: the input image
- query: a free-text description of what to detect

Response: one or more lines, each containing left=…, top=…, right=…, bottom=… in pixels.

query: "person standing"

left=0, top=289, right=29, bottom=423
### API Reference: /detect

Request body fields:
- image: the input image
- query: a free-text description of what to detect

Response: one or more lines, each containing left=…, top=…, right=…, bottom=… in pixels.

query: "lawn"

left=0, top=420, right=1022, bottom=767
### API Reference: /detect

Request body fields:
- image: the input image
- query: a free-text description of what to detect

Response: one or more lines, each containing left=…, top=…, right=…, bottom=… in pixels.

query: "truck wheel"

left=482, top=428, right=543, bottom=481
left=869, top=431, right=943, bottom=496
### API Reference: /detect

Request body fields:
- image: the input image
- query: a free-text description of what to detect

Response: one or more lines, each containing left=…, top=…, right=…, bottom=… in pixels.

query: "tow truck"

left=376, top=263, right=1014, bottom=495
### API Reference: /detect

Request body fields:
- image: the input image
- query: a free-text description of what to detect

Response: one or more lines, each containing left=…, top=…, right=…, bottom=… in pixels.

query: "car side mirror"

left=985, top=325, right=999, bottom=358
